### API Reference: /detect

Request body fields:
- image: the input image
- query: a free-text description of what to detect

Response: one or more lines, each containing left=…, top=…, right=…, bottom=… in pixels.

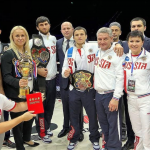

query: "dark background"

left=0, top=0, right=150, bottom=42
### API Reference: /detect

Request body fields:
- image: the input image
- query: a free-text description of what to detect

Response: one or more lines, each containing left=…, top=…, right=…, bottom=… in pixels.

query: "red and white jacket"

left=0, top=94, right=16, bottom=121
left=124, top=48, right=150, bottom=97
left=62, top=43, right=98, bottom=90
left=94, top=45, right=125, bottom=100
left=62, top=43, right=98, bottom=75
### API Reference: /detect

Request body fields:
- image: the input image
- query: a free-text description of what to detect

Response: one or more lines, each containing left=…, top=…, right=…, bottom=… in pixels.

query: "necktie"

left=66, top=39, right=70, bottom=51
left=77, top=49, right=81, bottom=56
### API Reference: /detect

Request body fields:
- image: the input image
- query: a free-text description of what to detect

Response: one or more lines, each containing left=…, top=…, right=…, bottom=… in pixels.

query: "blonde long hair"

left=8, top=26, right=32, bottom=60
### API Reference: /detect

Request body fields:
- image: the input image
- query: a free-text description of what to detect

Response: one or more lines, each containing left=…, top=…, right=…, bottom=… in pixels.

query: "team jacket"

left=62, top=43, right=98, bottom=75
left=94, top=45, right=125, bottom=100
left=62, top=43, right=98, bottom=89
left=124, top=48, right=150, bottom=97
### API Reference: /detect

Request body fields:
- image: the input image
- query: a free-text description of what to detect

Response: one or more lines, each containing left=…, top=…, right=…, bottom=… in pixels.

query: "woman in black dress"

left=1, top=26, right=39, bottom=150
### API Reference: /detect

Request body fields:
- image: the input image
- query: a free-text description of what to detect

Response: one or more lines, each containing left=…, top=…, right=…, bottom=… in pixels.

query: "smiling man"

left=94, top=27, right=125, bottom=150
left=62, top=26, right=100, bottom=150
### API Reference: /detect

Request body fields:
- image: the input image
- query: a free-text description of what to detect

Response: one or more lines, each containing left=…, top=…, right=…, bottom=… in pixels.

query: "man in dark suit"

left=56, top=22, right=84, bottom=141
left=115, top=17, right=150, bottom=150
left=109, top=22, right=127, bottom=142
left=119, top=17, right=150, bottom=54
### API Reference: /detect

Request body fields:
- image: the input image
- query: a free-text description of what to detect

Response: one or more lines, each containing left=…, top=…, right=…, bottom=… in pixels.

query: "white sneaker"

left=93, top=142, right=100, bottom=150
left=67, top=142, right=78, bottom=150
left=38, top=135, right=52, bottom=144
left=47, top=128, right=53, bottom=137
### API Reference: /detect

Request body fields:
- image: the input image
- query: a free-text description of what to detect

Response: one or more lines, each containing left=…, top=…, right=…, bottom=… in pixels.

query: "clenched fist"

left=64, top=68, right=71, bottom=78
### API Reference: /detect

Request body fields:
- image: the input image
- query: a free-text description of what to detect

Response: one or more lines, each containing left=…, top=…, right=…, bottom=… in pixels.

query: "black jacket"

left=119, top=36, right=150, bottom=54
left=1, top=49, right=35, bottom=102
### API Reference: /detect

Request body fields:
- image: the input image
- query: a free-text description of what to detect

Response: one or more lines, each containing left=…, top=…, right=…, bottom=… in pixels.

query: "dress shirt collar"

left=64, top=36, right=74, bottom=42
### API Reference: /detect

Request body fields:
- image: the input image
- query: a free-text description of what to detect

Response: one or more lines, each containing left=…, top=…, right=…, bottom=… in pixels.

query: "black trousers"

left=60, top=87, right=83, bottom=131
left=10, top=111, right=34, bottom=150
left=35, top=78, right=56, bottom=137
left=3, top=111, right=10, bottom=140
left=69, top=88, right=100, bottom=143
left=95, top=92, right=122, bottom=150
left=123, top=91, right=135, bottom=143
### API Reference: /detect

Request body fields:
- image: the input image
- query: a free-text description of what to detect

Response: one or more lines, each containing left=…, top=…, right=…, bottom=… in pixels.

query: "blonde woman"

left=1, top=26, right=39, bottom=150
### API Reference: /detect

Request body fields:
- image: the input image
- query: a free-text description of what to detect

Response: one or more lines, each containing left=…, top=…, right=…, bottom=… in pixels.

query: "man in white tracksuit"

left=29, top=16, right=57, bottom=143
left=62, top=26, right=100, bottom=150
left=94, top=27, right=125, bottom=150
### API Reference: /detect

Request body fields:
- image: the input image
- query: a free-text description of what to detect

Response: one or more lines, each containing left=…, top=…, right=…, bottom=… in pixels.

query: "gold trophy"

left=18, top=52, right=34, bottom=98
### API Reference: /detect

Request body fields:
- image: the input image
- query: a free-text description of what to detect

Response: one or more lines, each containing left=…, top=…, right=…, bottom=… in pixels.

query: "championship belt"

left=31, top=34, right=50, bottom=99
left=69, top=70, right=94, bottom=91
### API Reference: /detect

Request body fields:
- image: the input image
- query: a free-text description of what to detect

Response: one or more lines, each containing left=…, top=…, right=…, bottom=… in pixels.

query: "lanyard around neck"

left=131, top=50, right=142, bottom=76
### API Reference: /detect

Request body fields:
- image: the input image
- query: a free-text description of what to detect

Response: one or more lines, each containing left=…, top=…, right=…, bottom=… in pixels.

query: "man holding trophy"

left=29, top=16, right=57, bottom=143
left=1, top=26, right=39, bottom=150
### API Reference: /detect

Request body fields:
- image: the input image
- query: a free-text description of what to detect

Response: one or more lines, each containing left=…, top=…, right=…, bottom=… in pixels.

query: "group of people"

left=0, top=16, right=149, bottom=150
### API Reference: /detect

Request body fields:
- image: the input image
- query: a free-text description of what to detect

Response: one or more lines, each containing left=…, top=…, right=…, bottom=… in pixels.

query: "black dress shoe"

left=58, top=129, right=69, bottom=138
left=24, top=141, right=39, bottom=147
left=78, top=132, right=84, bottom=142
left=122, top=141, right=134, bottom=150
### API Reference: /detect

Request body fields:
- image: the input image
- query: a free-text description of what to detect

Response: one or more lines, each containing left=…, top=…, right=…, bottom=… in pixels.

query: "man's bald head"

left=61, top=22, right=73, bottom=29
left=61, top=22, right=74, bottom=39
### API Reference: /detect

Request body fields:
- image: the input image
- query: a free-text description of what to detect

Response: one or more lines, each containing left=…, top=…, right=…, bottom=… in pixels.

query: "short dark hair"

left=73, top=26, right=87, bottom=36
left=126, top=30, right=144, bottom=41
left=36, top=16, right=50, bottom=27
left=109, top=22, right=121, bottom=30
left=130, top=17, right=146, bottom=27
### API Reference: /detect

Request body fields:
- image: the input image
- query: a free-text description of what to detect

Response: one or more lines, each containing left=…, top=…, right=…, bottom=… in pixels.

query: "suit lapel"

left=60, top=38, right=65, bottom=56
left=143, top=36, right=148, bottom=48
